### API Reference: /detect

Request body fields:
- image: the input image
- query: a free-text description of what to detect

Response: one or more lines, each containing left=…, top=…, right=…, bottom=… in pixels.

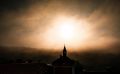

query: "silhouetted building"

left=0, top=46, right=83, bottom=74
left=52, top=45, right=83, bottom=74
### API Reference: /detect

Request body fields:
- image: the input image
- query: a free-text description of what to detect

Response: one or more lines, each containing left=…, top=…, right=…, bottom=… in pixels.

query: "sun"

left=58, top=19, right=75, bottom=41
left=52, top=15, right=90, bottom=45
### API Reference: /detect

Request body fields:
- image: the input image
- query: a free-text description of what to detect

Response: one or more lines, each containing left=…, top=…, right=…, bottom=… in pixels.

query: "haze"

left=0, top=0, right=120, bottom=52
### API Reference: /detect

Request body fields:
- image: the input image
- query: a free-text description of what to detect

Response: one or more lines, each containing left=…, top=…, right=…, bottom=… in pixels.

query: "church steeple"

left=63, top=45, right=67, bottom=57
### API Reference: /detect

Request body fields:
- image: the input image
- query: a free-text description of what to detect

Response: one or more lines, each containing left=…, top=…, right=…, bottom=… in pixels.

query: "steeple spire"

left=63, top=45, right=67, bottom=57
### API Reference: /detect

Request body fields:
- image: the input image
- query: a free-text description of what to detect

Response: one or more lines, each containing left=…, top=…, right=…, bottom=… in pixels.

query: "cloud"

left=0, top=0, right=120, bottom=52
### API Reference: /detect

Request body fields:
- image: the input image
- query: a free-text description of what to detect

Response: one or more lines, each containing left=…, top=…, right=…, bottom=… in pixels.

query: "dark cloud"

left=0, top=0, right=31, bottom=13
left=0, top=0, right=48, bottom=12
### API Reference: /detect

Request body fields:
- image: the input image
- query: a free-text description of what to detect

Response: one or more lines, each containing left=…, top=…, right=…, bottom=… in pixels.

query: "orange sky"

left=0, top=0, right=120, bottom=52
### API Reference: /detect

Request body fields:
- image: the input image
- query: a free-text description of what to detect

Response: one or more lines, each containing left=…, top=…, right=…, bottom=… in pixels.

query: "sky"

left=0, top=0, right=120, bottom=53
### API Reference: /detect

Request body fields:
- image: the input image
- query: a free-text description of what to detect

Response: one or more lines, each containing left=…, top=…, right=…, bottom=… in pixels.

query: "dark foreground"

left=0, top=63, right=53, bottom=74
left=0, top=63, right=120, bottom=74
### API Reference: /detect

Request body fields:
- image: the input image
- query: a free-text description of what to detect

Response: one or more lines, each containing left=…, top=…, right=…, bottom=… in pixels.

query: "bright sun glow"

left=58, top=19, right=75, bottom=41
left=52, top=16, right=89, bottom=45
left=42, top=15, right=91, bottom=50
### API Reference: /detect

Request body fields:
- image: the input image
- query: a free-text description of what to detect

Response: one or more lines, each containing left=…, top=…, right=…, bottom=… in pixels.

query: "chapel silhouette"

left=52, top=45, right=83, bottom=74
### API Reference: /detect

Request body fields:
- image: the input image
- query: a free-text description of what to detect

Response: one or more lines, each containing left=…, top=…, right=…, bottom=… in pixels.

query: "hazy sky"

left=0, top=0, right=120, bottom=52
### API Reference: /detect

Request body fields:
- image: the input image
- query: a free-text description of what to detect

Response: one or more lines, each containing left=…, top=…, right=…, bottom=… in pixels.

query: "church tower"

left=52, top=45, right=83, bottom=74
left=63, top=45, right=67, bottom=57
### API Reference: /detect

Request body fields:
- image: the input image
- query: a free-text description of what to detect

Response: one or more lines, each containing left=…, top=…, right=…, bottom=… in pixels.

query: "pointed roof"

left=63, top=45, right=67, bottom=57
left=63, top=45, right=66, bottom=51
left=52, top=45, right=75, bottom=66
